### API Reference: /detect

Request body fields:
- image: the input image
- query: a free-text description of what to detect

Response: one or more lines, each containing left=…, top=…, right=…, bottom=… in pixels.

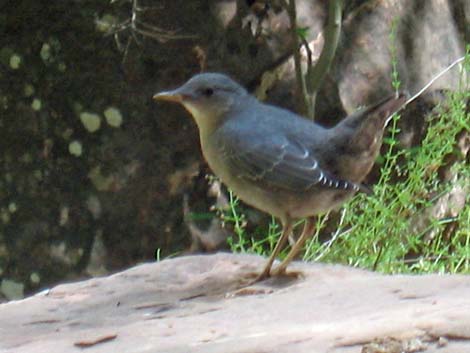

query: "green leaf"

left=295, top=26, right=310, bottom=40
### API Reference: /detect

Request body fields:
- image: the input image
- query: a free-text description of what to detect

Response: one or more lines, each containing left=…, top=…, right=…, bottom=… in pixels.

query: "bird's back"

left=225, top=99, right=329, bottom=150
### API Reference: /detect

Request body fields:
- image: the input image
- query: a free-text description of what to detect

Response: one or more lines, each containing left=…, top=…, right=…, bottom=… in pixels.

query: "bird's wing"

left=218, top=131, right=360, bottom=192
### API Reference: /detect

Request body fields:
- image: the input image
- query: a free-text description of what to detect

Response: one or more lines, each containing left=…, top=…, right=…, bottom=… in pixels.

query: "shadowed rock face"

left=2, top=253, right=470, bottom=353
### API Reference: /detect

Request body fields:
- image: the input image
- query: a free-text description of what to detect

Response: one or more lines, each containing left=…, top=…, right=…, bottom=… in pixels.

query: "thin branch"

left=406, top=56, right=466, bottom=106
left=279, top=0, right=342, bottom=119
left=111, top=0, right=197, bottom=47
left=299, top=36, right=313, bottom=71
left=283, top=0, right=311, bottom=117
left=132, top=19, right=197, bottom=41
left=133, top=3, right=163, bottom=12
left=306, top=0, right=343, bottom=118
left=106, top=19, right=131, bottom=36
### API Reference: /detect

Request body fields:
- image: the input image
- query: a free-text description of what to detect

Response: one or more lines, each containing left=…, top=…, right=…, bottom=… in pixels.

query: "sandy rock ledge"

left=1, top=253, right=470, bottom=353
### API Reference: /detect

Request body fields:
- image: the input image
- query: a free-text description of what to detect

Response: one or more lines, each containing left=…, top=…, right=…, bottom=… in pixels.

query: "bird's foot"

left=254, top=268, right=271, bottom=283
left=251, top=266, right=304, bottom=283
left=226, top=285, right=274, bottom=298
left=249, top=267, right=303, bottom=286
left=234, top=266, right=275, bottom=288
left=225, top=271, right=272, bottom=297
left=270, top=266, right=304, bottom=279
left=227, top=267, right=303, bottom=298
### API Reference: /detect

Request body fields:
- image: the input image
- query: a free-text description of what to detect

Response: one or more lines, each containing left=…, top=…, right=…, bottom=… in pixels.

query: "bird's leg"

left=271, top=217, right=316, bottom=276
left=256, top=219, right=293, bottom=281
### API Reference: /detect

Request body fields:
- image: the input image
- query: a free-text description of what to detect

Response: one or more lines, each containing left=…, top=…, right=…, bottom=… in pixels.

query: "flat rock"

left=1, top=253, right=470, bottom=353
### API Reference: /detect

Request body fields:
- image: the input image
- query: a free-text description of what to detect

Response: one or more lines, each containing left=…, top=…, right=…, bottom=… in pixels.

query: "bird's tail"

left=338, top=93, right=407, bottom=152
left=340, top=92, right=407, bottom=130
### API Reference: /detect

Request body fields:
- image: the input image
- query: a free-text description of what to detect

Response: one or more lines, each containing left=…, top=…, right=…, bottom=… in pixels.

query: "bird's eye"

left=202, top=87, right=214, bottom=97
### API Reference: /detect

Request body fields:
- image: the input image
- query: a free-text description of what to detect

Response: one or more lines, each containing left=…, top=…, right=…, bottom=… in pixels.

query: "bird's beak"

left=153, top=89, right=184, bottom=103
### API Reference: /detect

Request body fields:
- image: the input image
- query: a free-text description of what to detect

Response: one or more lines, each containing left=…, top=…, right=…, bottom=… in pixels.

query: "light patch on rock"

left=40, top=43, right=51, bottom=62
left=31, top=98, right=42, bottom=111
left=86, top=231, right=108, bottom=277
left=24, top=84, right=35, bottom=97
left=95, top=14, right=118, bottom=33
left=68, top=140, right=83, bottom=157
left=9, top=54, right=21, bottom=69
left=88, top=166, right=114, bottom=191
left=1, top=279, right=24, bottom=300
left=104, top=107, right=123, bottom=127
left=30, top=272, right=41, bottom=285
left=7, top=202, right=17, bottom=213
left=1, top=209, right=10, bottom=224
left=86, top=195, right=102, bottom=219
left=59, top=206, right=69, bottom=226
left=80, top=112, right=101, bottom=133
left=49, top=242, right=82, bottom=266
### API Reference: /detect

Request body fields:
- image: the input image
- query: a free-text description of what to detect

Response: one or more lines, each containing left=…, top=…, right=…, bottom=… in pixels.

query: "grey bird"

left=154, top=73, right=406, bottom=280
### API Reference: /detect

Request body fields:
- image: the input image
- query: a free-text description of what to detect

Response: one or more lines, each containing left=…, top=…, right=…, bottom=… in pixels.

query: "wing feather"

left=217, top=131, right=359, bottom=192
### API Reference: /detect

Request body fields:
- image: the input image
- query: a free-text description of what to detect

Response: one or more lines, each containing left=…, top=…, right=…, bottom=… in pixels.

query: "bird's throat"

left=180, top=101, right=224, bottom=138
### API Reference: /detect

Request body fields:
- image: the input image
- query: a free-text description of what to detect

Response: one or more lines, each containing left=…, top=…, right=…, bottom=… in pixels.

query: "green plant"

left=302, top=53, right=470, bottom=274
left=225, top=190, right=286, bottom=256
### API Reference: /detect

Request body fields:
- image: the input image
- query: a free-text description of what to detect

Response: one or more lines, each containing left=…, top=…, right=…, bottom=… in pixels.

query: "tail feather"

left=339, top=93, right=407, bottom=152
left=326, top=92, right=408, bottom=185
left=341, top=92, right=407, bottom=129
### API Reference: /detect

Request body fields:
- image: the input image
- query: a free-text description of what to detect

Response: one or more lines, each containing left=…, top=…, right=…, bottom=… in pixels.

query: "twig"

left=110, top=0, right=197, bottom=47
left=299, top=36, right=313, bottom=69
left=282, top=0, right=310, bottom=117
left=406, top=56, right=467, bottom=106
left=280, top=0, right=342, bottom=119
left=306, top=0, right=343, bottom=118
left=132, top=19, right=197, bottom=42
left=313, top=209, right=355, bottom=262
left=383, top=55, right=466, bottom=127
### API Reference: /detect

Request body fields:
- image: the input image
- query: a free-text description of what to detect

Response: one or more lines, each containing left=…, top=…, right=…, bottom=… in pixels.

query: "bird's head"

left=153, top=73, right=249, bottom=133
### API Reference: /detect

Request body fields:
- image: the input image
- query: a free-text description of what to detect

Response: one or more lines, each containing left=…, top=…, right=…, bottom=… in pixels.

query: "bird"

left=153, top=73, right=406, bottom=280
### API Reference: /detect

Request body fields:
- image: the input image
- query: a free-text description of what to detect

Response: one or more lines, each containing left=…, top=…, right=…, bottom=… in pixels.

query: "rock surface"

left=2, top=253, right=470, bottom=353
